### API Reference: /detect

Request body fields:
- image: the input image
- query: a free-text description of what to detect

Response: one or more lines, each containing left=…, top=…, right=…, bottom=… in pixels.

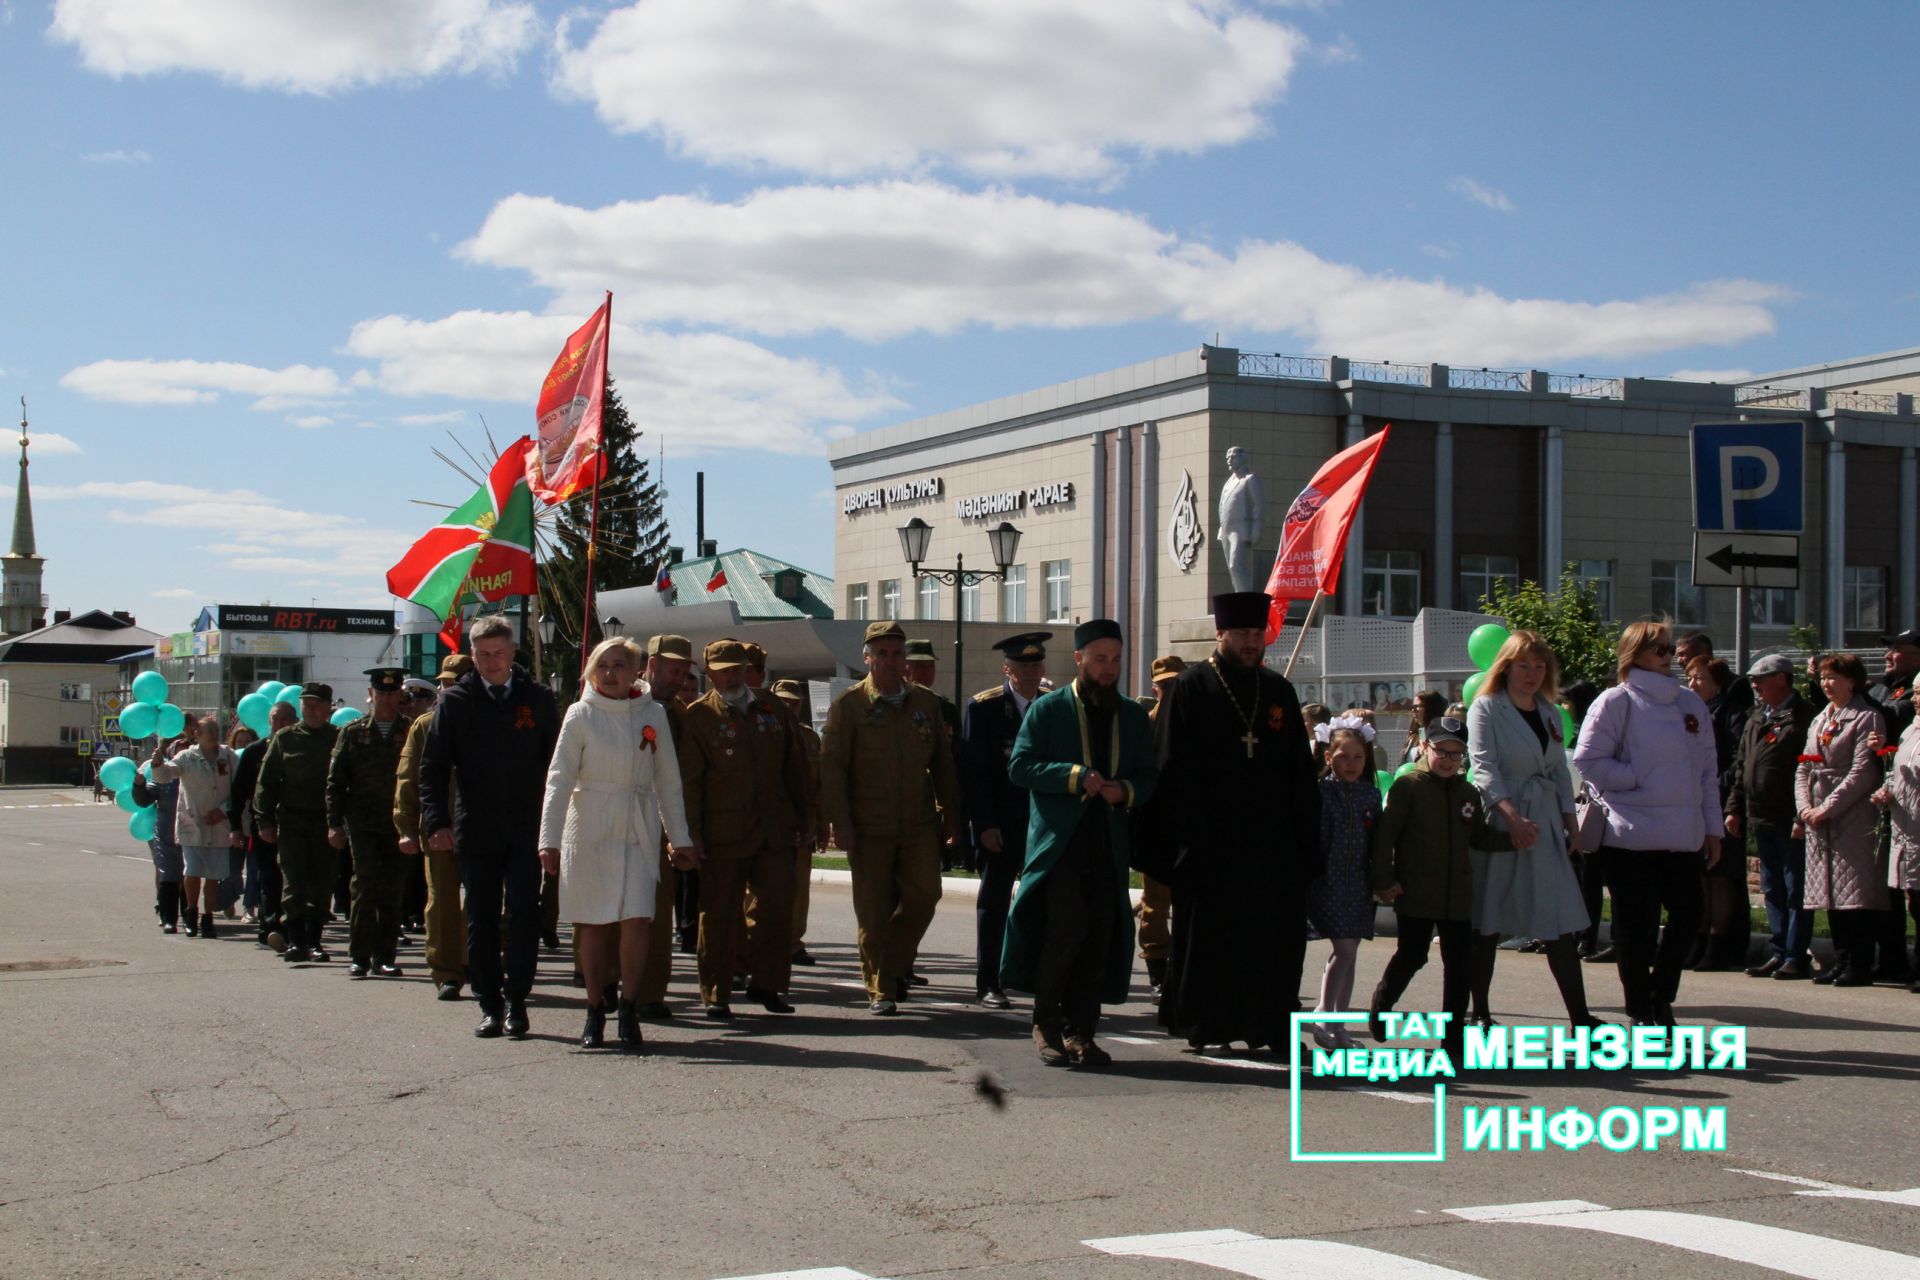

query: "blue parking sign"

left=1691, top=422, right=1805, bottom=532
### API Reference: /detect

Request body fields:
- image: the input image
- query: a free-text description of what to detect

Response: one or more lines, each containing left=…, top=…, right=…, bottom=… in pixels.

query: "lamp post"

left=897, top=518, right=1022, bottom=710
left=538, top=614, right=558, bottom=692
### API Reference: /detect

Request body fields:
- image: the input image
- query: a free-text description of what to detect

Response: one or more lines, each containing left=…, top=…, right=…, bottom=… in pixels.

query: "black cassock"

left=1147, top=655, right=1321, bottom=1051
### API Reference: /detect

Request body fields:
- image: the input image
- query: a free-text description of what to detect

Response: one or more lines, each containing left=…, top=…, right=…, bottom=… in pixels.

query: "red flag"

left=438, top=614, right=463, bottom=654
left=528, top=296, right=610, bottom=504
left=705, top=568, right=728, bottom=592
left=1263, top=425, right=1392, bottom=642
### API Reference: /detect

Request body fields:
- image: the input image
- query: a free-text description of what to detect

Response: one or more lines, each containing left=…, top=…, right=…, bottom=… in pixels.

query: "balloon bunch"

left=104, top=670, right=189, bottom=842
left=1462, top=622, right=1576, bottom=742
left=235, top=680, right=303, bottom=737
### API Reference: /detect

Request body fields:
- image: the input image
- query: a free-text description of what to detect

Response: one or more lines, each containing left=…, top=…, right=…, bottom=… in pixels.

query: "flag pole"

left=1281, top=590, right=1325, bottom=680
left=578, top=290, right=611, bottom=679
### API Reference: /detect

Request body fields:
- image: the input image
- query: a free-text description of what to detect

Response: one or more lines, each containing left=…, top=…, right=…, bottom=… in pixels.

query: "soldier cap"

left=1882, top=628, right=1920, bottom=650
left=364, top=667, right=408, bottom=692
left=1150, top=654, right=1186, bottom=684
left=1212, top=592, right=1270, bottom=631
left=401, top=676, right=437, bottom=696
left=1073, top=619, right=1122, bottom=650
left=646, top=633, right=694, bottom=662
left=991, top=631, right=1051, bottom=663
left=299, top=682, right=334, bottom=703
left=704, top=639, right=750, bottom=670
left=771, top=678, right=807, bottom=702
left=863, top=621, right=907, bottom=647
left=903, top=638, right=937, bottom=662
left=1425, top=715, right=1467, bottom=746
left=437, top=653, right=473, bottom=683
left=741, top=641, right=768, bottom=670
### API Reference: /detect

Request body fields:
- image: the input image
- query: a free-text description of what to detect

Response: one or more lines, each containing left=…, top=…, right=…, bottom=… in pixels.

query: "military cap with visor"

left=646, top=633, right=694, bottom=662
left=862, top=620, right=907, bottom=646
left=704, top=639, right=750, bottom=670
left=991, top=631, right=1051, bottom=663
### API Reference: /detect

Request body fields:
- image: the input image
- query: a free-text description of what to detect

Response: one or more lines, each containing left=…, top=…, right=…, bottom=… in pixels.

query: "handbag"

left=1570, top=690, right=1632, bottom=854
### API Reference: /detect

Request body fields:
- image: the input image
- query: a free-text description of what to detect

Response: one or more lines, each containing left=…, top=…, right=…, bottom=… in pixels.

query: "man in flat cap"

left=676, top=639, right=814, bottom=1017
left=999, top=620, right=1158, bottom=1066
left=255, top=682, right=341, bottom=964
left=394, top=654, right=471, bottom=999
left=769, top=679, right=823, bottom=966
left=1150, top=592, right=1318, bottom=1057
left=1134, top=655, right=1185, bottom=996
left=327, top=668, right=413, bottom=978
left=1725, top=652, right=1817, bottom=981
left=906, top=636, right=967, bottom=874
left=961, top=631, right=1052, bottom=1008
left=820, top=621, right=962, bottom=1015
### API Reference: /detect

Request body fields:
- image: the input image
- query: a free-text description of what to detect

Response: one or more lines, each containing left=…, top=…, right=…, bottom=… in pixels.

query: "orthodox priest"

left=1152, top=591, right=1320, bottom=1055
left=999, top=620, right=1158, bottom=1067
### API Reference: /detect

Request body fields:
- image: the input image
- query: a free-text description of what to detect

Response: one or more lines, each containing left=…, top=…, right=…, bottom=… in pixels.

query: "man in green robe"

left=999, top=619, right=1158, bottom=1067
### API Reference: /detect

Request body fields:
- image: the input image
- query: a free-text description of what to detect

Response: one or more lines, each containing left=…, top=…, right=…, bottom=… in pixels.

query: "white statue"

left=1217, top=446, right=1265, bottom=592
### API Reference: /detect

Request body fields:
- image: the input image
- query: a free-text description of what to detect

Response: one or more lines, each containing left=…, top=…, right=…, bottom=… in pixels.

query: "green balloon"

left=131, top=670, right=170, bottom=706
left=115, top=786, right=141, bottom=813
left=120, top=701, right=158, bottom=739
left=1467, top=623, right=1511, bottom=671
left=330, top=707, right=364, bottom=727
left=275, top=685, right=303, bottom=706
left=237, top=693, right=272, bottom=736
left=1375, top=768, right=1393, bottom=796
left=1462, top=670, right=1488, bottom=705
left=155, top=703, right=186, bottom=739
left=98, top=756, right=135, bottom=793
left=1558, top=702, right=1576, bottom=745
left=258, top=681, right=287, bottom=702
left=1394, top=760, right=1418, bottom=779
left=129, top=807, right=158, bottom=842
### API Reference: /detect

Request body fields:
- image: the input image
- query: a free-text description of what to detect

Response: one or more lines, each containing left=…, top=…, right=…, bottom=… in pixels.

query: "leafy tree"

left=1480, top=564, right=1619, bottom=689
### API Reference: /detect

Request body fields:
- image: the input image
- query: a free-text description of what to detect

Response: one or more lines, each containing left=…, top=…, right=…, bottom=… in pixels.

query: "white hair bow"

left=1315, top=713, right=1376, bottom=745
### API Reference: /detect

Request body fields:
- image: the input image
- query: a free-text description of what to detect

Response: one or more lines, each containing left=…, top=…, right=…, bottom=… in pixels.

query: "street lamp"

left=537, top=614, right=556, bottom=647
left=897, top=518, right=1022, bottom=710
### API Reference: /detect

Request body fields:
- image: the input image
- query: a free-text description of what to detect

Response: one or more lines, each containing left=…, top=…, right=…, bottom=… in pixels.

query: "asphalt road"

left=3, top=789, right=1918, bottom=1279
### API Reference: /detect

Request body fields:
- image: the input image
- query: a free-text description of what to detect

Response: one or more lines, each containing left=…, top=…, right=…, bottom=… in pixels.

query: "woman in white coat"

left=151, top=716, right=241, bottom=939
left=1466, top=631, right=1594, bottom=1027
left=539, top=637, right=695, bottom=1050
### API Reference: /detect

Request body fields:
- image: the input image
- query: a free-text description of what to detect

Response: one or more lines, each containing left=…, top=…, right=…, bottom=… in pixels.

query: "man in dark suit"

left=419, top=615, right=560, bottom=1040
left=960, top=632, right=1051, bottom=1008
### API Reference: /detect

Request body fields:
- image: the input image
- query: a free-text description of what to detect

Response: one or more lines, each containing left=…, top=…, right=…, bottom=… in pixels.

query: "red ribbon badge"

left=641, top=724, right=658, bottom=753
left=1684, top=714, right=1700, bottom=735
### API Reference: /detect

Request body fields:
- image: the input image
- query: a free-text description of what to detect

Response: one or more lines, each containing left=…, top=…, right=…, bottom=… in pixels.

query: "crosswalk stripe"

left=1085, top=1227, right=1489, bottom=1277
left=1728, top=1168, right=1920, bottom=1208
left=1444, top=1199, right=1920, bottom=1279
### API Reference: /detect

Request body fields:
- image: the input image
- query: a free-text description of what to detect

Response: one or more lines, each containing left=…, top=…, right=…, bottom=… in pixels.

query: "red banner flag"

left=528, top=296, right=610, bottom=504
left=1264, top=425, right=1392, bottom=642
left=705, top=568, right=728, bottom=592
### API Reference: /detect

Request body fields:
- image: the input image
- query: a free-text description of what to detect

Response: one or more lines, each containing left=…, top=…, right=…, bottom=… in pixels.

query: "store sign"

left=954, top=481, right=1075, bottom=522
left=217, top=605, right=395, bottom=634
left=841, top=476, right=943, bottom=518
left=225, top=633, right=296, bottom=656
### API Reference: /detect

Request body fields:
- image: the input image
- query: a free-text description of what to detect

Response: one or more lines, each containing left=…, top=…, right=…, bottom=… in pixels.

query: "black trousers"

left=674, top=868, right=701, bottom=949
left=251, top=836, right=283, bottom=943
left=1375, top=915, right=1472, bottom=1035
left=461, top=846, right=541, bottom=1011
left=974, top=842, right=1021, bottom=995
left=1577, top=849, right=1608, bottom=948
left=1602, top=847, right=1704, bottom=1019
left=1032, top=851, right=1115, bottom=1036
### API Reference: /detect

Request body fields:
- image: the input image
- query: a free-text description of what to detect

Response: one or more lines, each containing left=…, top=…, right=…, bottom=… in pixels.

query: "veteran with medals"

left=1151, top=591, right=1320, bottom=1055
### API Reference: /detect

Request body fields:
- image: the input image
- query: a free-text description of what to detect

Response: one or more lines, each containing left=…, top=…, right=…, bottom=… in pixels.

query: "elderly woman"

left=1873, top=716, right=1920, bottom=994
left=539, top=637, right=695, bottom=1050
left=151, top=717, right=241, bottom=940
left=1796, top=653, right=1888, bottom=987
left=1572, top=620, right=1723, bottom=1026
left=1466, top=630, right=1594, bottom=1027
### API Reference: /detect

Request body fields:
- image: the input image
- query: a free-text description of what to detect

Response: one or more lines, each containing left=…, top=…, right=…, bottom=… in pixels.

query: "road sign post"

left=1692, top=422, right=1806, bottom=672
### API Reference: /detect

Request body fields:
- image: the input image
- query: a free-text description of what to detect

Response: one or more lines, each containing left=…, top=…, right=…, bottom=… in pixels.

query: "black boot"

left=183, top=906, right=201, bottom=938
left=581, top=1003, right=607, bottom=1049
left=159, top=882, right=181, bottom=934
left=617, top=999, right=644, bottom=1050
left=199, top=909, right=218, bottom=940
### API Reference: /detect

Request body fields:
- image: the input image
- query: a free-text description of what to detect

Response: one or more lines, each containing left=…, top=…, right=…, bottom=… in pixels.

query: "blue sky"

left=3, top=0, right=1916, bottom=633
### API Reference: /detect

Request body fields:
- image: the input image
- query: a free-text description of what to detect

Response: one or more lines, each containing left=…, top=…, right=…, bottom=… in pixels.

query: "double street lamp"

left=897, top=517, right=1023, bottom=710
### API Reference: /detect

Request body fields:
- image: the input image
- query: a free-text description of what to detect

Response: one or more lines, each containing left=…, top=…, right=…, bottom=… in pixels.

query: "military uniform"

left=906, top=637, right=967, bottom=871
left=395, top=705, right=467, bottom=993
left=678, top=640, right=814, bottom=1008
left=328, top=669, right=412, bottom=974
left=820, top=623, right=963, bottom=1006
left=633, top=633, right=694, bottom=1014
left=255, top=686, right=340, bottom=961
left=770, top=680, right=823, bottom=957
left=961, top=632, right=1052, bottom=1002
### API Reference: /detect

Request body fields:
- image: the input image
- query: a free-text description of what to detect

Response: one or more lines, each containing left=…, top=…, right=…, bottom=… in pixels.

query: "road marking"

left=1444, top=1199, right=1920, bottom=1278
left=718, top=1270, right=878, bottom=1279
left=1334, top=1084, right=1435, bottom=1107
left=1195, top=1052, right=1291, bottom=1074
left=1728, top=1168, right=1920, bottom=1208
left=1086, top=1227, right=1488, bottom=1277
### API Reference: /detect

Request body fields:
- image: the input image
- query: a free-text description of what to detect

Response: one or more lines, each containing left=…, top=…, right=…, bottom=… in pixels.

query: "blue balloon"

left=115, top=786, right=141, bottom=813
left=120, top=701, right=158, bottom=739
left=129, top=808, right=158, bottom=842
left=258, top=681, right=286, bottom=702
left=329, top=707, right=364, bottom=726
left=131, top=670, right=170, bottom=706
left=275, top=685, right=304, bottom=706
left=155, top=703, right=187, bottom=739
left=98, top=756, right=135, bottom=793
left=237, top=692, right=272, bottom=736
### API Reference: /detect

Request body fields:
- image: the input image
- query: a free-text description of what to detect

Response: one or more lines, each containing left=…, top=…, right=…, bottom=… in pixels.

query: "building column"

left=1825, top=438, right=1846, bottom=644
left=1902, top=446, right=1917, bottom=632
left=1433, top=422, right=1454, bottom=611
left=1137, top=422, right=1159, bottom=691
left=1339, top=413, right=1366, bottom=616
left=1089, top=433, right=1107, bottom=621
left=1115, top=426, right=1133, bottom=694
left=1542, top=425, right=1565, bottom=591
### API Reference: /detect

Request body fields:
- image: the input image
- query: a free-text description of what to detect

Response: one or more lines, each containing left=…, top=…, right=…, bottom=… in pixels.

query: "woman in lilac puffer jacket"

left=1571, top=620, right=1724, bottom=1026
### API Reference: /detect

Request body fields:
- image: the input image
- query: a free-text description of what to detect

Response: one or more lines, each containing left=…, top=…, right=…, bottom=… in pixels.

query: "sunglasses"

left=1652, top=644, right=1675, bottom=657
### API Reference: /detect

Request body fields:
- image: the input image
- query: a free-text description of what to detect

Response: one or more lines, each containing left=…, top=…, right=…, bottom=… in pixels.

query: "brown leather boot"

left=1063, top=1032, right=1112, bottom=1068
left=1032, top=1023, right=1071, bottom=1067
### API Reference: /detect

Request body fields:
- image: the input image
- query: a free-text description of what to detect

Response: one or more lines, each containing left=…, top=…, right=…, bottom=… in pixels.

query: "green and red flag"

left=386, top=436, right=538, bottom=649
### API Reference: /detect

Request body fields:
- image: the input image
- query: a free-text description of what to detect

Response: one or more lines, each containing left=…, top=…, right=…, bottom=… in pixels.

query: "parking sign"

left=1690, top=422, right=1805, bottom=532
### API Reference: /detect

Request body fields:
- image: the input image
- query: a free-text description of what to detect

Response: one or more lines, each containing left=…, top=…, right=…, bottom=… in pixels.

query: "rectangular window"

left=917, top=576, right=940, bottom=621
left=1001, top=564, right=1028, bottom=623
left=1650, top=559, right=1704, bottom=626
left=1361, top=550, right=1421, bottom=619
left=1844, top=565, right=1884, bottom=633
left=1573, top=559, right=1614, bottom=621
left=879, top=579, right=901, bottom=621
left=1042, top=559, right=1072, bottom=623
left=1459, top=554, right=1520, bottom=610
left=846, top=583, right=869, bottom=621
left=59, top=725, right=87, bottom=744
left=960, top=577, right=981, bottom=622
left=1747, top=586, right=1796, bottom=628
left=58, top=682, right=92, bottom=702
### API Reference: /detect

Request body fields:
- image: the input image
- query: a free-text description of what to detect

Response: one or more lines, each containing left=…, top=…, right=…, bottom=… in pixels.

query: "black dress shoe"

left=475, top=1010, right=505, bottom=1038
left=162, top=922, right=178, bottom=934
left=1773, top=959, right=1811, bottom=981
left=1811, top=965, right=1843, bottom=985
left=1745, top=956, right=1785, bottom=978
left=978, top=990, right=1011, bottom=1010
left=704, top=1003, right=734, bottom=1020
left=308, top=944, right=330, bottom=963
left=637, top=1001, right=673, bottom=1020
left=791, top=948, right=817, bottom=966
left=580, top=1004, right=607, bottom=1049
left=1652, top=1000, right=1675, bottom=1027
left=349, top=960, right=370, bottom=979
left=908, top=972, right=930, bottom=986
left=1833, top=968, right=1872, bottom=987
left=541, top=930, right=561, bottom=951
left=505, top=1001, right=530, bottom=1038
left=375, top=962, right=402, bottom=978
left=435, top=982, right=462, bottom=1000
left=747, top=987, right=795, bottom=1014
left=1582, top=944, right=1616, bottom=964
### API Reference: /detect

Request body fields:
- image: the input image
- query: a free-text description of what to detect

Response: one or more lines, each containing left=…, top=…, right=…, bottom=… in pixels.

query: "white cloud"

left=396, top=410, right=467, bottom=426
left=461, top=183, right=1783, bottom=364
left=1665, top=367, right=1757, bottom=384
left=59, top=358, right=346, bottom=407
left=343, top=310, right=903, bottom=456
left=26, top=431, right=84, bottom=455
left=551, top=0, right=1304, bottom=180
left=49, top=0, right=537, bottom=94
left=81, top=148, right=152, bottom=164
left=1448, top=176, right=1515, bottom=213
left=289, top=415, right=334, bottom=429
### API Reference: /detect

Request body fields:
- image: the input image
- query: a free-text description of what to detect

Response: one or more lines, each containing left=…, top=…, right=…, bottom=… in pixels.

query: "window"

left=1362, top=550, right=1421, bottom=619
left=1747, top=587, right=1796, bottom=628
left=1650, top=560, right=1704, bottom=626
left=917, top=576, right=940, bottom=621
left=58, top=682, right=92, bottom=702
left=879, top=579, right=901, bottom=621
left=58, top=725, right=87, bottom=744
left=1844, top=566, right=1885, bottom=633
left=846, top=583, right=869, bottom=620
left=1042, top=560, right=1072, bottom=623
left=1001, top=564, right=1028, bottom=623
left=1459, top=554, right=1520, bottom=610
left=1573, top=559, right=1614, bottom=620
left=960, top=577, right=981, bottom=622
